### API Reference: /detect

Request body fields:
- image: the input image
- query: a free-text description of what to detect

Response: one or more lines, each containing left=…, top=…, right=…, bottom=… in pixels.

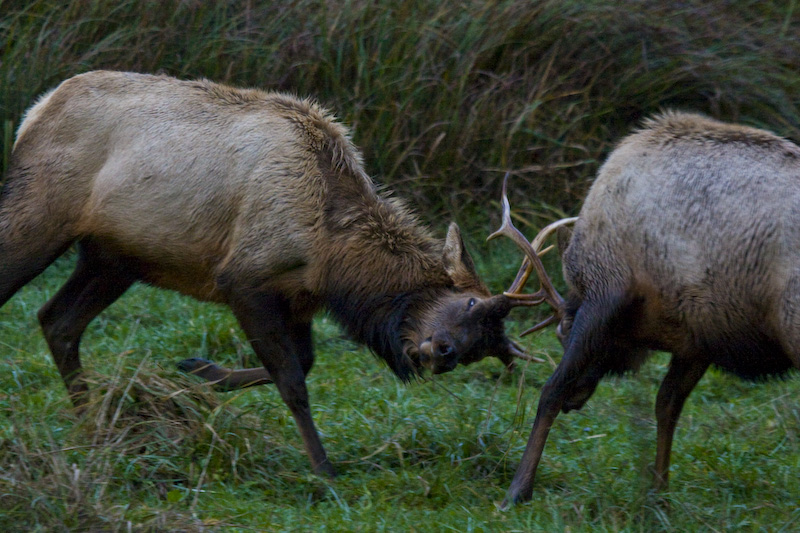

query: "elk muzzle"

left=418, top=332, right=459, bottom=374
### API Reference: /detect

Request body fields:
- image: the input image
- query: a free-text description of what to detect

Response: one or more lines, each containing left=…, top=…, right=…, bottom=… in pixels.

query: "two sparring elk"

left=0, top=70, right=529, bottom=478
left=4, top=71, right=795, bottom=503
left=493, top=111, right=800, bottom=506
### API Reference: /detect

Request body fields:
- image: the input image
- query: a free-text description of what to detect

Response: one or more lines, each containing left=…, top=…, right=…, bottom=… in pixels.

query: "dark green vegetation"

left=1, top=1, right=799, bottom=530
left=3, top=0, right=800, bottom=213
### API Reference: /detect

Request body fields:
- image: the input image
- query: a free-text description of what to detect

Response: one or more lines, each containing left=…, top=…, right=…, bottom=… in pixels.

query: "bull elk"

left=493, top=111, right=800, bottom=506
left=0, top=70, right=529, bottom=478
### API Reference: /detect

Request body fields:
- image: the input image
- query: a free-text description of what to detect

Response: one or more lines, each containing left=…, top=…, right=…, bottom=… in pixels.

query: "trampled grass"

left=1, top=255, right=799, bottom=531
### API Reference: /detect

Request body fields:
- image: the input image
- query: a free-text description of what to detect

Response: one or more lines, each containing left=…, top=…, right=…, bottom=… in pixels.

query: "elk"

left=492, top=111, right=800, bottom=506
left=0, top=70, right=528, bottom=478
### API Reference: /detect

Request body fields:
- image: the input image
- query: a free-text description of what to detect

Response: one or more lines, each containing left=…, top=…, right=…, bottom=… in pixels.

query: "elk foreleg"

left=504, top=292, right=634, bottom=507
left=230, top=292, right=333, bottom=477
left=178, top=320, right=315, bottom=390
left=177, top=358, right=273, bottom=390
left=502, top=377, right=565, bottom=508
left=503, top=329, right=598, bottom=506
left=653, top=354, right=709, bottom=490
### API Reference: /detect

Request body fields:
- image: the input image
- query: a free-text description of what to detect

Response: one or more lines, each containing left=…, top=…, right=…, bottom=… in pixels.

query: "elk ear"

left=442, top=222, right=483, bottom=290
left=556, top=225, right=573, bottom=258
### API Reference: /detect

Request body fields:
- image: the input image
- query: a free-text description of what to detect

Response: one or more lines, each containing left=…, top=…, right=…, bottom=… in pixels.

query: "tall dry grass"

left=2, top=0, right=798, bottom=218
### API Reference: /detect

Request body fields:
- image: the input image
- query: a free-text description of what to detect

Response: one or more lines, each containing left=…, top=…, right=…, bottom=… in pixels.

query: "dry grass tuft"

left=0, top=362, right=254, bottom=531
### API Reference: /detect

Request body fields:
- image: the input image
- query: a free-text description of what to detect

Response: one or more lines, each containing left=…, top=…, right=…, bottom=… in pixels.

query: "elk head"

left=413, top=291, right=525, bottom=374
left=408, top=223, right=533, bottom=374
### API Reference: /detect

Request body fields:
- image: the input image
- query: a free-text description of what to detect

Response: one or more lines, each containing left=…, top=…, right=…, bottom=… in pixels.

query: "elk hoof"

left=314, top=459, right=337, bottom=478
left=499, top=495, right=519, bottom=511
left=177, top=357, right=218, bottom=375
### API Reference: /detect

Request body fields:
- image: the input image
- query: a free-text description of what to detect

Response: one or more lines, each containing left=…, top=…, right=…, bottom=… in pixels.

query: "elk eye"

left=467, top=297, right=476, bottom=310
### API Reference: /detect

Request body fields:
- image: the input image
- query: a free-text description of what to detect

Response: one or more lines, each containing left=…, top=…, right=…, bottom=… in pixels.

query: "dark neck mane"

left=318, top=165, right=455, bottom=378
left=326, top=286, right=447, bottom=381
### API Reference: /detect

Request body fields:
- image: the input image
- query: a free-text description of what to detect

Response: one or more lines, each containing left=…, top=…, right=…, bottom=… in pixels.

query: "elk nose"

left=430, top=337, right=458, bottom=374
left=418, top=336, right=459, bottom=373
left=434, top=341, right=454, bottom=358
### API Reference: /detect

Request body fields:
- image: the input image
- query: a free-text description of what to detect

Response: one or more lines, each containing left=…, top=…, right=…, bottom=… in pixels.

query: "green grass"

left=1, top=256, right=799, bottom=531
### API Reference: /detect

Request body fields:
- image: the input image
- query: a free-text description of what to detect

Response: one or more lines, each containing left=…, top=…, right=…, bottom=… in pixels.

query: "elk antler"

left=487, top=173, right=578, bottom=336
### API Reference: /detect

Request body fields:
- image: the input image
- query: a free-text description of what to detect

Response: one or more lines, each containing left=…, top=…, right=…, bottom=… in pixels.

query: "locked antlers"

left=487, top=174, right=577, bottom=336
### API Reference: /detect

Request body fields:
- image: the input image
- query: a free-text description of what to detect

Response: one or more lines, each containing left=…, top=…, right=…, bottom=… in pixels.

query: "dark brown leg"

left=178, top=358, right=273, bottom=390
left=0, top=228, right=72, bottom=309
left=0, top=245, right=70, bottom=307
left=178, top=320, right=314, bottom=390
left=37, top=243, right=137, bottom=404
left=290, top=320, right=315, bottom=376
left=502, top=378, right=564, bottom=507
left=503, top=293, right=636, bottom=507
left=230, top=292, right=333, bottom=477
left=653, top=355, right=709, bottom=490
left=0, top=168, right=78, bottom=307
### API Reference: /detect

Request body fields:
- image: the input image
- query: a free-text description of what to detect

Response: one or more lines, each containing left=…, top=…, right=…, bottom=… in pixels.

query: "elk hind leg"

left=0, top=195, right=74, bottom=307
left=653, top=354, right=709, bottom=490
left=38, top=241, right=137, bottom=404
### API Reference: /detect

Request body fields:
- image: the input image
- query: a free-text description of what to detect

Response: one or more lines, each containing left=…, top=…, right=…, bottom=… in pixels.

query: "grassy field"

left=2, top=0, right=800, bottom=531
left=2, top=255, right=799, bottom=531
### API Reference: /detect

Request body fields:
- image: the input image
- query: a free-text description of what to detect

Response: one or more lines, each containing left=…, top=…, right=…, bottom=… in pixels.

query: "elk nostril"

left=435, top=343, right=454, bottom=357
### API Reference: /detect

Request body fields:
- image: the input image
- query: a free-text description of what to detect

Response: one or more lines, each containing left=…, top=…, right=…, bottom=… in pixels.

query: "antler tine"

left=507, top=340, right=546, bottom=363
left=531, top=217, right=578, bottom=254
left=487, top=173, right=539, bottom=294
left=487, top=173, right=529, bottom=248
left=520, top=314, right=558, bottom=337
left=487, top=173, right=577, bottom=320
left=504, top=218, right=575, bottom=303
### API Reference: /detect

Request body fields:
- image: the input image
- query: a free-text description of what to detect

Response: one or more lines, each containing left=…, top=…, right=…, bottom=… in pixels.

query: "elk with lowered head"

left=492, top=111, right=800, bottom=506
left=0, top=71, right=528, bottom=478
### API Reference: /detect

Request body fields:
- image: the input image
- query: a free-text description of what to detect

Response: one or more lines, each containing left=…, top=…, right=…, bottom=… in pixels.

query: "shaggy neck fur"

left=326, top=287, right=450, bottom=381
left=321, top=192, right=455, bottom=380
left=276, top=92, right=460, bottom=379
